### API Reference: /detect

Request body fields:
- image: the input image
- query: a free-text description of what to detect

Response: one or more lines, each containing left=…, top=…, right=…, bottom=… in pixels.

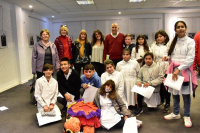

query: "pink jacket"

left=166, top=60, right=198, bottom=95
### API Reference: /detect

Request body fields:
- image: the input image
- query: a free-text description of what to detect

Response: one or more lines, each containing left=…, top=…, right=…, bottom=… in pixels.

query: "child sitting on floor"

left=134, top=52, right=164, bottom=116
left=80, top=64, right=101, bottom=96
left=35, top=63, right=60, bottom=115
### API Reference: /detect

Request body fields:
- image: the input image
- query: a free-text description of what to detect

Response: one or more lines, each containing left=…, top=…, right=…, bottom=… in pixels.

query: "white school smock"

left=116, top=59, right=140, bottom=106
left=168, top=36, right=195, bottom=95
left=35, top=76, right=59, bottom=112
left=151, top=42, right=169, bottom=73
left=100, top=94, right=121, bottom=130
left=101, top=71, right=128, bottom=106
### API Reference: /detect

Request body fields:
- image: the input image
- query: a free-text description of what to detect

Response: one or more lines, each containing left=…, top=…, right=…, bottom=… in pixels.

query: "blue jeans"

left=173, top=94, right=191, bottom=117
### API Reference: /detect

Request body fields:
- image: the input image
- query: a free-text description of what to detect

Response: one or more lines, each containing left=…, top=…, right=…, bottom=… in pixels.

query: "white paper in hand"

left=66, top=92, right=75, bottom=106
left=123, top=117, right=138, bottom=133
left=164, top=74, right=184, bottom=91
left=82, top=85, right=98, bottom=103
left=131, top=84, right=155, bottom=99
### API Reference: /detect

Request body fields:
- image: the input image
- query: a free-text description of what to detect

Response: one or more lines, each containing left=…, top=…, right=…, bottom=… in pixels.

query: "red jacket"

left=54, top=36, right=73, bottom=60
left=193, top=31, right=200, bottom=70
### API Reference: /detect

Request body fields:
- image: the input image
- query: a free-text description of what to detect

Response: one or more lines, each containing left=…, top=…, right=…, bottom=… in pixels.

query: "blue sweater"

left=81, top=71, right=101, bottom=88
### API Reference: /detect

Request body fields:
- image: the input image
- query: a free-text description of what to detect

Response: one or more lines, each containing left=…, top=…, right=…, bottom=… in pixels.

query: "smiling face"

left=156, top=34, right=166, bottom=44
left=41, top=31, right=49, bottom=41
left=84, top=69, right=94, bottom=79
left=138, top=37, right=144, bottom=45
left=144, top=55, right=153, bottom=66
left=95, top=32, right=101, bottom=40
left=60, top=61, right=71, bottom=74
left=80, top=33, right=86, bottom=40
left=123, top=51, right=131, bottom=61
left=43, top=69, right=53, bottom=78
left=60, top=28, right=67, bottom=36
left=175, top=22, right=187, bottom=38
left=125, top=36, right=132, bottom=46
left=106, top=64, right=115, bottom=74
left=111, top=23, right=119, bottom=35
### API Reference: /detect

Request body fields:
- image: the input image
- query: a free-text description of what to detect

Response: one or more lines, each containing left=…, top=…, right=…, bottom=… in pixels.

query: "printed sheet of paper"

left=66, top=92, right=75, bottom=106
left=0, top=106, right=9, bottom=111
left=82, top=85, right=98, bottom=103
left=164, top=74, right=184, bottom=91
left=131, top=84, right=155, bottom=99
left=123, top=117, right=138, bottom=133
left=36, top=106, right=61, bottom=126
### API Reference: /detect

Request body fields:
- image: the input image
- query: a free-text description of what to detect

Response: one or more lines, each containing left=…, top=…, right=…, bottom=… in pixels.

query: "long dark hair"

left=99, top=80, right=116, bottom=100
left=155, top=30, right=169, bottom=45
left=91, top=29, right=105, bottom=47
left=168, top=21, right=187, bottom=56
left=135, top=35, right=150, bottom=53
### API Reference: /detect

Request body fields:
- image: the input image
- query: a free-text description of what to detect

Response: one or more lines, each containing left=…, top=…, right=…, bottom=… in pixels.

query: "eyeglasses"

left=60, top=25, right=67, bottom=27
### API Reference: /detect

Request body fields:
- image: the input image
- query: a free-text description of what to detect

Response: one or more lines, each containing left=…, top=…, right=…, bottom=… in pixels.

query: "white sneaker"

left=183, top=117, right=192, bottom=127
left=164, top=113, right=181, bottom=120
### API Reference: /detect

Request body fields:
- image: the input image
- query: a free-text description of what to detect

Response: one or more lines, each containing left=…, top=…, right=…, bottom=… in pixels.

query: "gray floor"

left=0, top=81, right=200, bottom=133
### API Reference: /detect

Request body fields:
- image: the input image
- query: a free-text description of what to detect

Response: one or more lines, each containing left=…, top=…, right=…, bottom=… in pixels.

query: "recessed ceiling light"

left=118, top=12, right=121, bottom=14
left=129, top=0, right=146, bottom=2
left=29, top=5, right=33, bottom=8
left=77, top=0, right=94, bottom=5
left=179, top=10, right=182, bottom=12
left=52, top=16, right=54, bottom=18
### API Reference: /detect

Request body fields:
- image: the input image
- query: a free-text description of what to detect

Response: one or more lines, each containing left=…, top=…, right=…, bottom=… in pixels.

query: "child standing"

left=80, top=64, right=101, bottom=96
left=123, top=34, right=135, bottom=53
left=163, top=21, right=197, bottom=128
left=116, top=48, right=140, bottom=107
left=35, top=63, right=60, bottom=114
left=131, top=35, right=151, bottom=66
left=73, top=30, right=91, bottom=75
left=134, top=52, right=164, bottom=116
left=151, top=30, right=171, bottom=113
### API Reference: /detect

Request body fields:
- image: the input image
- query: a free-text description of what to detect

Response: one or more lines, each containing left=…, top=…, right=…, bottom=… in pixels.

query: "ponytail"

left=168, top=34, right=178, bottom=56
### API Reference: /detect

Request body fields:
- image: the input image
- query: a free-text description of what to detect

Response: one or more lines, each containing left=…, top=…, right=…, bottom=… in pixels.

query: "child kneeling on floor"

left=134, top=52, right=164, bottom=116
left=35, top=63, right=60, bottom=115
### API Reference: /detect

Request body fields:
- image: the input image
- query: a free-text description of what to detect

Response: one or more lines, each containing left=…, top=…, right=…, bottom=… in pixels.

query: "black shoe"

left=134, top=108, right=143, bottom=116
left=163, top=104, right=170, bottom=113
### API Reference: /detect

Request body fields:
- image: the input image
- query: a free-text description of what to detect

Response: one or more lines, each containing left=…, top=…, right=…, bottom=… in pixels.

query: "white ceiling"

left=3, top=0, right=200, bottom=18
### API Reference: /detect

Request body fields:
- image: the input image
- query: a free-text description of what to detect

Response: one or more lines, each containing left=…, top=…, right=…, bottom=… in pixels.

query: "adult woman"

left=54, top=25, right=73, bottom=63
left=94, top=80, right=134, bottom=130
left=91, top=29, right=105, bottom=77
left=72, top=30, right=91, bottom=75
left=32, top=29, right=60, bottom=79
left=163, top=21, right=197, bottom=128
left=101, top=60, right=127, bottom=106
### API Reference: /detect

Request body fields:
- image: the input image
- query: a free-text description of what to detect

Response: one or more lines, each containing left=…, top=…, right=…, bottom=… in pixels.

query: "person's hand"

left=49, top=105, right=54, bottom=111
left=137, top=82, right=142, bottom=87
left=162, top=56, right=168, bottom=61
left=64, top=93, right=72, bottom=102
left=124, top=116, right=128, bottom=121
left=143, top=83, right=150, bottom=88
left=82, top=83, right=89, bottom=89
left=172, top=69, right=180, bottom=81
left=43, top=105, right=49, bottom=112
left=194, top=70, right=199, bottom=75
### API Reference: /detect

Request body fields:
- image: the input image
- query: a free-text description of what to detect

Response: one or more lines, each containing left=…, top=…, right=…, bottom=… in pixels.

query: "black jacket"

left=57, top=69, right=81, bottom=100
left=72, top=41, right=91, bottom=64
left=123, top=43, right=135, bottom=53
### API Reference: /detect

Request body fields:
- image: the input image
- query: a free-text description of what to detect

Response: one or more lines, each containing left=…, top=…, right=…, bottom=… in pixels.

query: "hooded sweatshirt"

left=136, top=62, right=164, bottom=92
left=81, top=71, right=101, bottom=88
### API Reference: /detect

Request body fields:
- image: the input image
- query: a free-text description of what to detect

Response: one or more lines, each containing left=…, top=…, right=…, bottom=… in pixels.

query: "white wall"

left=0, top=0, right=51, bottom=93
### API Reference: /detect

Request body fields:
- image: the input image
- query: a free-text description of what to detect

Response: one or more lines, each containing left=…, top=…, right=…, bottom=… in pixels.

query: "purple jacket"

left=32, top=41, right=60, bottom=74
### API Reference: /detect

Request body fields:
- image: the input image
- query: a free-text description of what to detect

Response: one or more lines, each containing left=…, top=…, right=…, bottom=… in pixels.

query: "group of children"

left=34, top=20, right=197, bottom=131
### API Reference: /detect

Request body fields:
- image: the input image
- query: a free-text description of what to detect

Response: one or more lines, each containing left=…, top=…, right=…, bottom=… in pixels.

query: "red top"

left=59, top=36, right=72, bottom=59
left=103, top=32, right=125, bottom=61
left=193, top=31, right=200, bottom=70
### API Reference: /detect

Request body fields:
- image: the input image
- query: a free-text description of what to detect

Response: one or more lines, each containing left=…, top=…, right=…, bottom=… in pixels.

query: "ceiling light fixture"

left=179, top=10, right=182, bottom=12
left=118, top=12, right=121, bottom=14
left=29, top=5, right=33, bottom=8
left=129, top=0, right=146, bottom=2
left=52, top=16, right=54, bottom=18
left=77, top=0, right=94, bottom=5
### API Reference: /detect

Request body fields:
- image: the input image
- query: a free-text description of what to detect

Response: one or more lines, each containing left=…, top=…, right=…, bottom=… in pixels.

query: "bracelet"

left=50, top=103, right=54, bottom=106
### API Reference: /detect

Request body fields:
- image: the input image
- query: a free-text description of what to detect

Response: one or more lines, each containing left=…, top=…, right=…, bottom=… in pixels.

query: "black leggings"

left=113, top=117, right=124, bottom=128
left=160, top=83, right=171, bottom=105
left=137, top=94, right=144, bottom=109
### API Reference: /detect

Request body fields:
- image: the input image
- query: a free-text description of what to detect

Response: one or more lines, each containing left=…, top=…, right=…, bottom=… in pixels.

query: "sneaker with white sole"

left=183, top=116, right=192, bottom=127
left=164, top=113, right=181, bottom=120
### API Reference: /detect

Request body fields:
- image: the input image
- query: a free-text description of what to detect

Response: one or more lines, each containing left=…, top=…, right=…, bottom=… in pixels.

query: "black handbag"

left=30, top=75, right=37, bottom=105
left=1, top=33, right=7, bottom=47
